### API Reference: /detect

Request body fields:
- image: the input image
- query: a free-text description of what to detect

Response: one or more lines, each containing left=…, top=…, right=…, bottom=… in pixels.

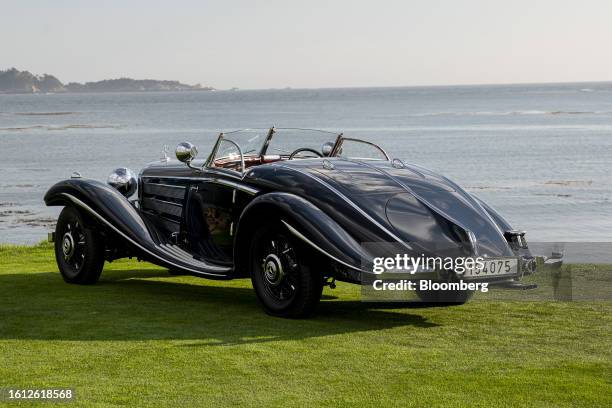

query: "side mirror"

left=175, top=142, right=198, bottom=164
left=321, top=141, right=334, bottom=157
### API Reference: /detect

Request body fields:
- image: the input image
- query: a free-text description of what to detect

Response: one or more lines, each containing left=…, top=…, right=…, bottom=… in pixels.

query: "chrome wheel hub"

left=62, top=232, right=75, bottom=261
left=263, top=254, right=284, bottom=286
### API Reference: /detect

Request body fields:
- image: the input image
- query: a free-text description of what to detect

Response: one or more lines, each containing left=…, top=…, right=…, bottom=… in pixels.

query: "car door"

left=184, top=173, right=235, bottom=264
left=183, top=135, right=256, bottom=264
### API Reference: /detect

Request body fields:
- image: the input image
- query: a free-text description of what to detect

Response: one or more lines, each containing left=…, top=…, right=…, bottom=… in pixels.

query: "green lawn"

left=0, top=243, right=610, bottom=407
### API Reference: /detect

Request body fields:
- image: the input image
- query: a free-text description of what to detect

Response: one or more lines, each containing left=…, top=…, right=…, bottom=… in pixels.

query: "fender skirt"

left=44, top=178, right=231, bottom=278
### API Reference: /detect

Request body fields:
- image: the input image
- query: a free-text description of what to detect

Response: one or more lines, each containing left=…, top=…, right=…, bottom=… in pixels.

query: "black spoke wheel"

left=250, top=223, right=323, bottom=318
left=54, top=206, right=105, bottom=285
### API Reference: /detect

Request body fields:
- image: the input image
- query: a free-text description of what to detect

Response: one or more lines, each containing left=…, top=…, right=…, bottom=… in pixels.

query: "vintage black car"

left=45, top=128, right=537, bottom=317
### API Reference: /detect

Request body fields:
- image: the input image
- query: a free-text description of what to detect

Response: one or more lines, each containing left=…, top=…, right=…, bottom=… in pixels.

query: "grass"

left=0, top=243, right=610, bottom=407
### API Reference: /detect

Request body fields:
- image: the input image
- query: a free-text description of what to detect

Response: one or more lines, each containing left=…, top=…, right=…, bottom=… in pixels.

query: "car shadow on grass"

left=0, top=269, right=439, bottom=345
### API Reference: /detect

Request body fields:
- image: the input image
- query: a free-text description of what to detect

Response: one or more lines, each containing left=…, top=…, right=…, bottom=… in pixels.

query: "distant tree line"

left=0, top=68, right=213, bottom=94
left=0, top=68, right=63, bottom=93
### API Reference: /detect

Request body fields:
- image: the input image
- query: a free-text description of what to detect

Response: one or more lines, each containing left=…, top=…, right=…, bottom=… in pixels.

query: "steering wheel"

left=288, top=147, right=323, bottom=160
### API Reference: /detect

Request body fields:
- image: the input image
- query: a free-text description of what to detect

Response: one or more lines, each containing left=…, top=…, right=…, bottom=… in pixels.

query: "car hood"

left=268, top=158, right=513, bottom=257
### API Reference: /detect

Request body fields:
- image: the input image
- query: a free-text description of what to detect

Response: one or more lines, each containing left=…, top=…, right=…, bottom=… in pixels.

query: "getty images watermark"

left=359, top=242, right=612, bottom=302
left=370, top=253, right=492, bottom=294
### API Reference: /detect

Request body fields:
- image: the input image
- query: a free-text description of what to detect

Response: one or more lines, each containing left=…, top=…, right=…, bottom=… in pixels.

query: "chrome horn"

left=175, top=142, right=198, bottom=167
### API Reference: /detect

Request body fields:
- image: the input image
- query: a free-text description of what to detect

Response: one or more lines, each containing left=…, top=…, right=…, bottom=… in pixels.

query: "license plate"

left=463, top=258, right=518, bottom=278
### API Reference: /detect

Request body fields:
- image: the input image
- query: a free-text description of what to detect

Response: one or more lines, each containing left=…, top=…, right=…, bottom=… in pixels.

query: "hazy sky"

left=2, top=0, right=611, bottom=89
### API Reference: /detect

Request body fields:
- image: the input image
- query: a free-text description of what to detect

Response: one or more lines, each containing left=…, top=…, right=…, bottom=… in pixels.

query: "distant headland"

left=0, top=68, right=214, bottom=94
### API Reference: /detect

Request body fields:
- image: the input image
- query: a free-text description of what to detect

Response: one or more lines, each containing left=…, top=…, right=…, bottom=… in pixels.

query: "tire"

left=54, top=206, right=105, bottom=285
left=249, top=222, right=323, bottom=318
left=415, top=285, right=473, bottom=305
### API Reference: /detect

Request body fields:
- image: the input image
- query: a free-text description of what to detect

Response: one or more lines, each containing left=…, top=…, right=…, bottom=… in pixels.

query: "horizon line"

left=3, top=67, right=611, bottom=91
left=236, top=78, right=612, bottom=92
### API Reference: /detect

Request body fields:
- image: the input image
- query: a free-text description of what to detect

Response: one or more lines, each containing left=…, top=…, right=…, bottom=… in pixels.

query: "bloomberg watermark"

left=372, top=279, right=490, bottom=293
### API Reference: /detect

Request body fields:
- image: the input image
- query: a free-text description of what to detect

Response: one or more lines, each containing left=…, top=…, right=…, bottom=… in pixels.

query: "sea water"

left=1, top=83, right=611, bottom=243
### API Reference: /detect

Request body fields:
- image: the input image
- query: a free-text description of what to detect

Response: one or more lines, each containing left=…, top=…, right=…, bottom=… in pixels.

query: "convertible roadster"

left=45, top=127, right=536, bottom=317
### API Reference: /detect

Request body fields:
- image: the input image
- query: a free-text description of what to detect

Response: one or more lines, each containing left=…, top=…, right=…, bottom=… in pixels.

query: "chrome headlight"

left=107, top=167, right=137, bottom=197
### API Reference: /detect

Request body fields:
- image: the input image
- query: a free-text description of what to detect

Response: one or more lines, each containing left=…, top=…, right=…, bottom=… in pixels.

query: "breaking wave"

left=0, top=124, right=120, bottom=131
left=13, top=111, right=78, bottom=116
left=543, top=180, right=593, bottom=187
left=408, top=110, right=612, bottom=117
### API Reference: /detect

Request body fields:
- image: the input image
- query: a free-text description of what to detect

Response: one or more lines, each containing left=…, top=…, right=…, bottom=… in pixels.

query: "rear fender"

left=233, top=192, right=371, bottom=281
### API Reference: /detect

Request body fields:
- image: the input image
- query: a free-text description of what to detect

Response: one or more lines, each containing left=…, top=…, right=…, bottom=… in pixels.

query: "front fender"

left=45, top=178, right=152, bottom=246
left=234, top=192, right=371, bottom=281
left=44, top=178, right=231, bottom=278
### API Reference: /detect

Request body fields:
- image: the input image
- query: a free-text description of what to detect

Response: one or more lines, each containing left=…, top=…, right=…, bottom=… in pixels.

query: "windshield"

left=332, top=137, right=389, bottom=160
left=206, top=127, right=388, bottom=173
left=219, top=129, right=269, bottom=157
left=263, top=128, right=340, bottom=157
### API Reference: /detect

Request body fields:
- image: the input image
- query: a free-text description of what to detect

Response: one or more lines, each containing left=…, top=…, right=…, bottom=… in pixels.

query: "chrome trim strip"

left=277, top=165, right=413, bottom=251
left=281, top=220, right=369, bottom=274
left=467, top=230, right=479, bottom=254
left=398, top=162, right=427, bottom=179
left=59, top=193, right=230, bottom=276
left=143, top=183, right=186, bottom=190
left=207, top=178, right=259, bottom=195
left=141, top=176, right=259, bottom=195
left=441, top=175, right=507, bottom=239
left=208, top=167, right=247, bottom=180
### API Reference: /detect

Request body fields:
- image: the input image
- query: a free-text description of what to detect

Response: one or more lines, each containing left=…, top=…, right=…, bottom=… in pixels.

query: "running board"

left=153, top=243, right=232, bottom=277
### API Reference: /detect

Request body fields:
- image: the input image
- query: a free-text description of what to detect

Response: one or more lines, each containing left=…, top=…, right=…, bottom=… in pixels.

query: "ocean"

left=1, top=83, right=611, bottom=244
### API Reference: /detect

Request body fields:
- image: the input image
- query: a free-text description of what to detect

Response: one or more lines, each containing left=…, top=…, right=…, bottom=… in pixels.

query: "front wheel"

left=250, top=223, right=323, bottom=318
left=54, top=206, right=105, bottom=285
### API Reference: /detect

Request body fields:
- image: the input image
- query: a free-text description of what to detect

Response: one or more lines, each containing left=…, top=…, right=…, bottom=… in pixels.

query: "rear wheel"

left=250, top=223, right=323, bottom=318
left=54, top=206, right=105, bottom=285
